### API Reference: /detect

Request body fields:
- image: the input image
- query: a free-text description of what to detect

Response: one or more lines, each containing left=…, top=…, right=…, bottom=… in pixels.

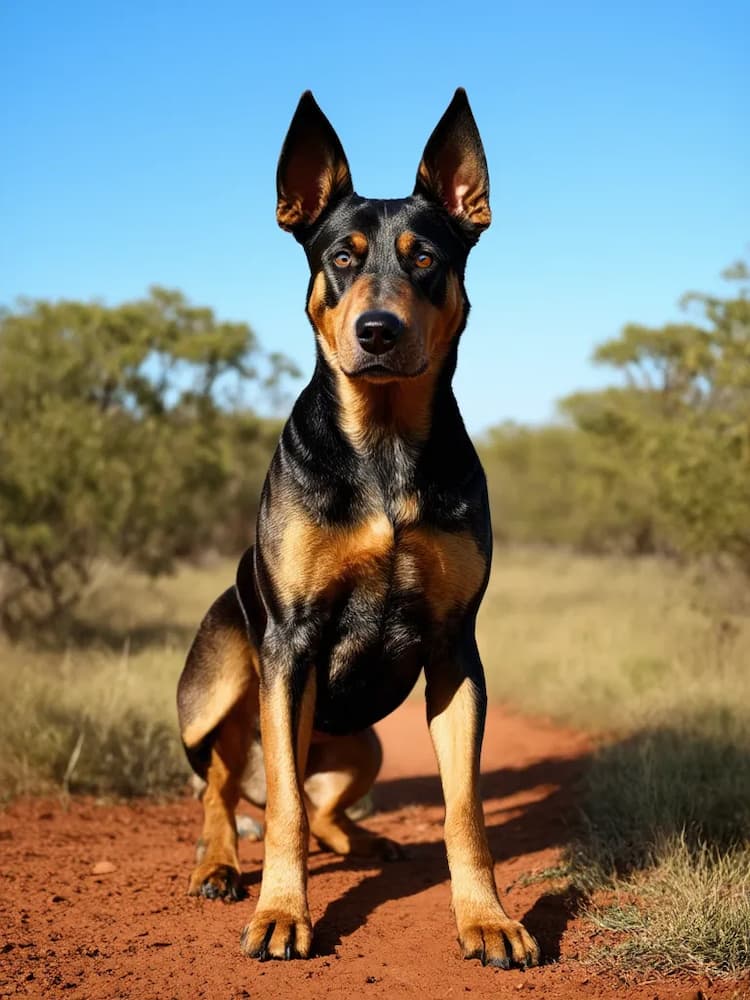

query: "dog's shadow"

left=239, top=752, right=589, bottom=962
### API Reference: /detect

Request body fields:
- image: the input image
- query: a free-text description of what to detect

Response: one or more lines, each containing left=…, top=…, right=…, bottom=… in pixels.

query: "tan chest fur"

left=269, top=506, right=486, bottom=622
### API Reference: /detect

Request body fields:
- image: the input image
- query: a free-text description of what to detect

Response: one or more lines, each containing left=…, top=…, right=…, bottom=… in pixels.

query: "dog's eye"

left=415, top=252, right=433, bottom=269
left=333, top=250, right=352, bottom=268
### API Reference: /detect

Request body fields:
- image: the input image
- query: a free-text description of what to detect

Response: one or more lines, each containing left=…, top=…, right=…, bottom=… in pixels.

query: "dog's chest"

left=273, top=503, right=485, bottom=624
left=270, top=502, right=486, bottom=733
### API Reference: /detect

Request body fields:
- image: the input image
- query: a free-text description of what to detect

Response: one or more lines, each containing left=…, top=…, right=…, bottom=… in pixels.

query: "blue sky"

left=1, top=1, right=748, bottom=432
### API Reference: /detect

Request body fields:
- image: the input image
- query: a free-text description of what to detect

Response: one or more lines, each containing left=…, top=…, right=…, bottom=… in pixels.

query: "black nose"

left=355, top=310, right=404, bottom=356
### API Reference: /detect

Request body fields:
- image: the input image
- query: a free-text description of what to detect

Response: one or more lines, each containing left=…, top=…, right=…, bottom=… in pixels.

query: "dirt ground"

left=1, top=702, right=743, bottom=1000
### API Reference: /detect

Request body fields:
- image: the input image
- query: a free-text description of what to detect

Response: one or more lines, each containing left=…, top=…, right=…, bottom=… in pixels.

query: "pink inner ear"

left=433, top=148, right=469, bottom=217
left=431, top=152, right=490, bottom=228
left=449, top=180, right=471, bottom=217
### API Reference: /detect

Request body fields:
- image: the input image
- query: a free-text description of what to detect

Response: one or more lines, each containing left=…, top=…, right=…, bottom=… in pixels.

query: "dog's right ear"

left=276, top=92, right=353, bottom=235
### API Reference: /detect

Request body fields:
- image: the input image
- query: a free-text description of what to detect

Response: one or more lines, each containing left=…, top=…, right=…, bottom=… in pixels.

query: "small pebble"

left=91, top=861, right=117, bottom=875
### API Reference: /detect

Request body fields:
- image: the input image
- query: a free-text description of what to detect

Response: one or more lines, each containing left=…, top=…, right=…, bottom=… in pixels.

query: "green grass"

left=1, top=548, right=748, bottom=977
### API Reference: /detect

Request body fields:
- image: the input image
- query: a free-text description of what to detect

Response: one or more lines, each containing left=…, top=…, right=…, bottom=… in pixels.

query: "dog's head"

left=276, top=90, right=490, bottom=385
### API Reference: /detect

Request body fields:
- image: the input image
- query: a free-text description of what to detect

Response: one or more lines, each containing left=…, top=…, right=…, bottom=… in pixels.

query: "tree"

left=0, top=288, right=295, bottom=636
left=482, top=259, right=750, bottom=566
left=564, top=260, right=750, bottom=563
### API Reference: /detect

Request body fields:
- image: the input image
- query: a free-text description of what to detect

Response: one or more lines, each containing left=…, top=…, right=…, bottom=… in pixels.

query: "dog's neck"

left=333, top=371, right=436, bottom=452
left=283, top=349, right=477, bottom=525
left=317, top=345, right=459, bottom=455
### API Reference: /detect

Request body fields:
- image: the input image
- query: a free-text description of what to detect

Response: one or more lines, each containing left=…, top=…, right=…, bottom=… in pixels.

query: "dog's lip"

left=342, top=361, right=429, bottom=380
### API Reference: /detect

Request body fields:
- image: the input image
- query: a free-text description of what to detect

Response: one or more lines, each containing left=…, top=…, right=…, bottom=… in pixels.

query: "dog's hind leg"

left=189, top=690, right=258, bottom=899
left=304, top=729, right=403, bottom=861
left=177, top=582, right=261, bottom=900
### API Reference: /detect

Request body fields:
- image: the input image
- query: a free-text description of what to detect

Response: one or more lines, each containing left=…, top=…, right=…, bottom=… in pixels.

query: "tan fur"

left=187, top=690, right=255, bottom=896
left=180, top=628, right=258, bottom=749
left=304, top=730, right=396, bottom=858
left=348, top=230, right=368, bottom=256
left=309, top=269, right=465, bottom=450
left=240, top=672, right=317, bottom=958
left=393, top=493, right=421, bottom=527
left=417, top=157, right=491, bottom=230
left=268, top=502, right=484, bottom=622
left=277, top=159, right=351, bottom=231
left=395, top=231, right=416, bottom=257
left=396, top=527, right=487, bottom=620
left=426, top=673, right=540, bottom=966
left=272, top=508, right=394, bottom=604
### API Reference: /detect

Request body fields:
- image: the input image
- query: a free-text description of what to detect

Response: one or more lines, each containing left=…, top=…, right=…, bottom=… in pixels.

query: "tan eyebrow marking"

left=349, top=231, right=368, bottom=255
left=396, top=231, right=416, bottom=257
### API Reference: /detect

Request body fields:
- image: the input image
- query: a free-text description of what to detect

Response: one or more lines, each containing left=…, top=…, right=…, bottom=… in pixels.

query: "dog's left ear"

left=276, top=91, right=353, bottom=235
left=414, top=88, right=491, bottom=240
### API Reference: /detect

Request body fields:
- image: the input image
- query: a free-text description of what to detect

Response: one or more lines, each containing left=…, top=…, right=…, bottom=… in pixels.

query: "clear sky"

left=1, top=1, right=747, bottom=432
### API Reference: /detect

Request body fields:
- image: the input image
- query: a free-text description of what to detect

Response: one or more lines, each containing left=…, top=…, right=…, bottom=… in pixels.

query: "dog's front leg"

left=240, top=644, right=316, bottom=960
left=425, top=636, right=540, bottom=969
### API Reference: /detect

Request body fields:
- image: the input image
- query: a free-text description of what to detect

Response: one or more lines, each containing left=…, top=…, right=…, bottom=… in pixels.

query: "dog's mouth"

left=341, top=361, right=429, bottom=382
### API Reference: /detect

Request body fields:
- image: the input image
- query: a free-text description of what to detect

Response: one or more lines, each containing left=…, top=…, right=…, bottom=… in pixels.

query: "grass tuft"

left=589, top=840, right=750, bottom=977
left=565, top=707, right=750, bottom=977
left=0, top=647, right=190, bottom=799
left=571, top=708, right=750, bottom=886
left=0, top=559, right=229, bottom=799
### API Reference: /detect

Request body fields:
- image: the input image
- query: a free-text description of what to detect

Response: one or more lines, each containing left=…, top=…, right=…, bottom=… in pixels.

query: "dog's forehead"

left=308, top=195, right=466, bottom=260
left=344, top=198, right=422, bottom=236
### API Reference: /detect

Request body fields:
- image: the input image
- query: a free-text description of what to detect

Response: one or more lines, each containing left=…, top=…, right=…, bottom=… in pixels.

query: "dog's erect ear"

left=414, top=88, right=491, bottom=239
left=276, top=91, right=353, bottom=234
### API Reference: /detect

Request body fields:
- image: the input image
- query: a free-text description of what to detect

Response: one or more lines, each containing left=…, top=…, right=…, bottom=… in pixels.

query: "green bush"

left=0, top=288, right=292, bottom=636
left=481, top=260, right=750, bottom=568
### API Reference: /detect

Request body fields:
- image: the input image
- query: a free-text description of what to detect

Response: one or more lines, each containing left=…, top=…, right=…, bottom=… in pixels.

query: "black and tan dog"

left=177, top=89, right=540, bottom=969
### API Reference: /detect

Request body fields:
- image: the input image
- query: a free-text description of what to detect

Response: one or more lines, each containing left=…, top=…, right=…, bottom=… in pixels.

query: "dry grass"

left=589, top=841, right=750, bottom=976
left=1, top=548, right=748, bottom=976
left=478, top=547, right=750, bottom=731
left=569, top=711, right=750, bottom=977
left=0, top=558, right=236, bottom=799
left=476, top=547, right=750, bottom=978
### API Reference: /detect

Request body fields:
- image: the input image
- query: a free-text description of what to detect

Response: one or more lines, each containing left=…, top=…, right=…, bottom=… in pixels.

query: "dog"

left=177, top=88, right=540, bottom=969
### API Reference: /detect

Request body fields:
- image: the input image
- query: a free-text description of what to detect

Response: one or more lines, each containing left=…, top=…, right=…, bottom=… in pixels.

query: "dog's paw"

left=188, top=862, right=244, bottom=902
left=368, top=834, right=408, bottom=862
left=240, top=908, right=313, bottom=960
left=236, top=813, right=263, bottom=841
left=312, top=816, right=406, bottom=861
left=459, top=918, right=540, bottom=969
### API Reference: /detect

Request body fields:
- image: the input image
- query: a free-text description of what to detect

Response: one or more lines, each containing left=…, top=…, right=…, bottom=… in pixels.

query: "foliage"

left=481, top=260, right=750, bottom=567
left=0, top=288, right=292, bottom=636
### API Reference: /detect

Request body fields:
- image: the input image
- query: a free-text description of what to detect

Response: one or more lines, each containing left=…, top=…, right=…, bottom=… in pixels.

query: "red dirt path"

left=0, top=703, right=742, bottom=999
